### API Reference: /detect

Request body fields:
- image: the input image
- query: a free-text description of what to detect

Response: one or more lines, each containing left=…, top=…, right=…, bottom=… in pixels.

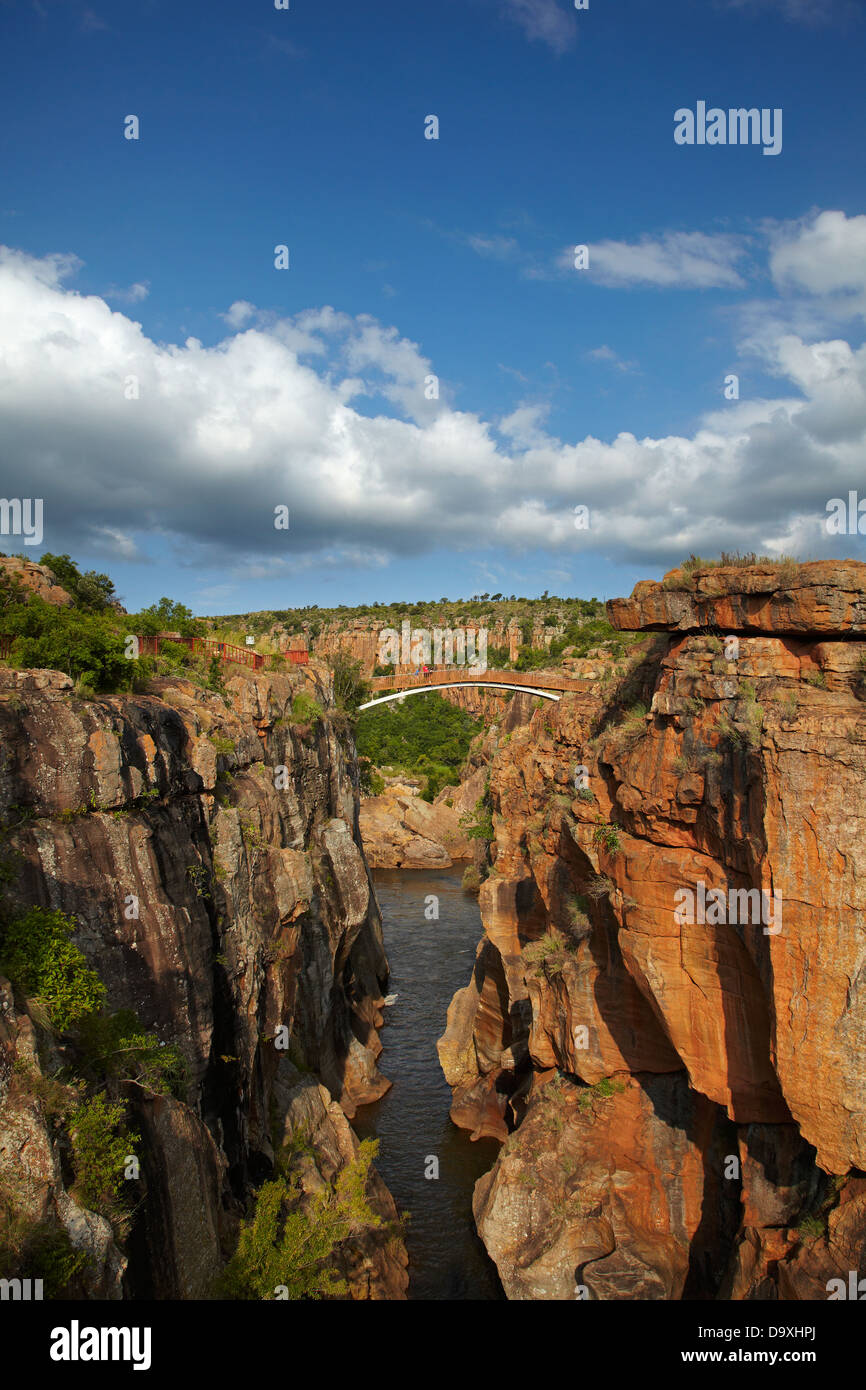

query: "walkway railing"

left=136, top=636, right=308, bottom=669
left=0, top=632, right=309, bottom=669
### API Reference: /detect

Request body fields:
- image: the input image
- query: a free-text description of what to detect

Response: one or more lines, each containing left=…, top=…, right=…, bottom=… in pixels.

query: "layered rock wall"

left=441, top=561, right=866, bottom=1299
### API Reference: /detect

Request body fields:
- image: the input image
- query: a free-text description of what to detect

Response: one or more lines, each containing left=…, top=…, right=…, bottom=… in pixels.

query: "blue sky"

left=1, top=0, right=865, bottom=613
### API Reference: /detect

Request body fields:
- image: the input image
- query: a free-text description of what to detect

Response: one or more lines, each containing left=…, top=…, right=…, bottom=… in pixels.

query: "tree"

left=0, top=598, right=136, bottom=691
left=355, top=692, right=480, bottom=800
left=0, top=906, right=105, bottom=1031
left=329, top=653, right=369, bottom=714
left=39, top=553, right=116, bottom=612
left=133, top=597, right=200, bottom=638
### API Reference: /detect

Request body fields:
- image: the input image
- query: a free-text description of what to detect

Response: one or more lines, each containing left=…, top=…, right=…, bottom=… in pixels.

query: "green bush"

left=603, top=703, right=648, bottom=757
left=39, top=553, right=117, bottom=612
left=593, top=1076, right=625, bottom=1098
left=460, top=786, right=494, bottom=843
left=514, top=643, right=551, bottom=672
left=592, top=822, right=621, bottom=855
left=411, top=755, right=454, bottom=803
left=153, top=638, right=196, bottom=670
left=797, top=1214, right=825, bottom=1239
left=524, top=931, right=569, bottom=975
left=461, top=865, right=482, bottom=894
left=486, top=644, right=511, bottom=668
left=566, top=900, right=590, bottom=938
left=578, top=1075, right=627, bottom=1110
left=291, top=692, right=324, bottom=726
left=0, top=1206, right=89, bottom=1297
left=130, top=596, right=201, bottom=638
left=548, top=617, right=637, bottom=664
left=70, top=1095, right=136, bottom=1221
left=0, top=598, right=142, bottom=692
left=217, top=1138, right=381, bottom=1300
left=358, top=758, right=385, bottom=796
left=209, top=733, right=236, bottom=756
left=329, top=654, right=370, bottom=714
left=0, top=907, right=105, bottom=1030
left=780, top=693, right=798, bottom=721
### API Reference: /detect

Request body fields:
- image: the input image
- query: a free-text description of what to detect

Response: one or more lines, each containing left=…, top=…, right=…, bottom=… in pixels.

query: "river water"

left=353, top=867, right=505, bottom=1300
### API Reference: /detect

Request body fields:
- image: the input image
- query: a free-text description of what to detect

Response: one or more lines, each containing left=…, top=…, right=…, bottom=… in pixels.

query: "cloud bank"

left=0, top=212, right=864, bottom=579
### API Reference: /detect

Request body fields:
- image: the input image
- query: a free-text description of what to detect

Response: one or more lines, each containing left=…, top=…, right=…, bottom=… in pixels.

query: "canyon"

left=2, top=557, right=865, bottom=1301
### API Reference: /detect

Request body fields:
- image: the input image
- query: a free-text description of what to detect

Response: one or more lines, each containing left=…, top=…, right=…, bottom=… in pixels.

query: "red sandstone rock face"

left=359, top=786, right=472, bottom=868
left=312, top=616, right=559, bottom=676
left=438, top=685, right=538, bottom=726
left=473, top=1072, right=740, bottom=1300
left=607, top=559, right=866, bottom=635
left=0, top=662, right=405, bottom=1298
left=445, top=564, right=866, bottom=1298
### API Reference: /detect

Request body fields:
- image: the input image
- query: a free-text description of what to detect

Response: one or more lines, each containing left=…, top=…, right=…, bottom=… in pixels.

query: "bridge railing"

left=368, top=667, right=585, bottom=693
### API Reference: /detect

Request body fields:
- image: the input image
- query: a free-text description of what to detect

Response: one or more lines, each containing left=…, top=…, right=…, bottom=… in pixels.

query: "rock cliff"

left=359, top=783, right=473, bottom=868
left=0, top=662, right=408, bottom=1299
left=440, top=560, right=866, bottom=1299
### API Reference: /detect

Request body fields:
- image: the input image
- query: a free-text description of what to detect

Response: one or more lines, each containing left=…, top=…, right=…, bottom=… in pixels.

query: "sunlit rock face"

left=359, top=785, right=472, bottom=868
left=442, top=561, right=866, bottom=1298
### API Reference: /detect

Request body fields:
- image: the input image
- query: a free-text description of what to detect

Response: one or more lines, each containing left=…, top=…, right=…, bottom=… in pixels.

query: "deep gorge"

left=3, top=558, right=866, bottom=1302
left=353, top=867, right=503, bottom=1300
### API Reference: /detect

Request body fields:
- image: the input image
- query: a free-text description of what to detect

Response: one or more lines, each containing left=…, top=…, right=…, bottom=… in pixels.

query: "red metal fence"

left=135, top=635, right=308, bottom=669
left=0, top=630, right=310, bottom=670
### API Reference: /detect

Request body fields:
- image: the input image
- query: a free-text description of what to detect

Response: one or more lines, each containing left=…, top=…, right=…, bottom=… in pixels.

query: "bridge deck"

left=368, top=668, right=585, bottom=694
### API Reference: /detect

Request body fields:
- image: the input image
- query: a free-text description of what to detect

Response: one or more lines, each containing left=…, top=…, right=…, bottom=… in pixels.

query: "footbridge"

left=358, top=668, right=585, bottom=711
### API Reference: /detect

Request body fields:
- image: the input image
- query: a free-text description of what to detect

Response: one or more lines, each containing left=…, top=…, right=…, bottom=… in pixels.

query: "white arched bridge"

left=357, top=668, right=585, bottom=710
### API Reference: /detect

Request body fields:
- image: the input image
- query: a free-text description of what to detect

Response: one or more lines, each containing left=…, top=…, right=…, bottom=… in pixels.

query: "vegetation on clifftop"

left=0, top=553, right=210, bottom=693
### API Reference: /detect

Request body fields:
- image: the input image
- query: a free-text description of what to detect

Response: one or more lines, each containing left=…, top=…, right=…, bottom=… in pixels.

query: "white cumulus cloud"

left=0, top=241, right=864, bottom=577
